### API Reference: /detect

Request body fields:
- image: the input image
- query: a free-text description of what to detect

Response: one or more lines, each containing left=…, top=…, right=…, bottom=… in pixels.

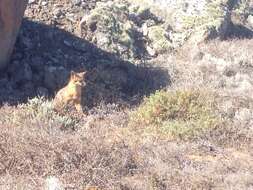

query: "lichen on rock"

left=128, top=0, right=232, bottom=47
left=80, top=1, right=138, bottom=60
left=147, top=25, right=172, bottom=54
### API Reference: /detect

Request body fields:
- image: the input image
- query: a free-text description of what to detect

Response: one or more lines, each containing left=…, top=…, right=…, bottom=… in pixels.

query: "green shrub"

left=130, top=90, right=220, bottom=139
left=11, top=97, right=78, bottom=129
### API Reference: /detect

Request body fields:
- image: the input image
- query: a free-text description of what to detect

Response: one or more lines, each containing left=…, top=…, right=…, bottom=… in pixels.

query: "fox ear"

left=79, top=71, right=86, bottom=77
left=70, top=70, right=75, bottom=78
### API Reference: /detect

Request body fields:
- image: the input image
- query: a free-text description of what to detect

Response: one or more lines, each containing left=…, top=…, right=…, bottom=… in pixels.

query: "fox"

left=53, top=70, right=86, bottom=112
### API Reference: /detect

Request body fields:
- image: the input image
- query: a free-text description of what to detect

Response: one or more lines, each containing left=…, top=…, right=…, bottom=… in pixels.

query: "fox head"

left=70, top=70, right=86, bottom=86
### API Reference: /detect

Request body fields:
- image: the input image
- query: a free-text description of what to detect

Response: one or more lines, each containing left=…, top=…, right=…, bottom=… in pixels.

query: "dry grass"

left=1, top=37, right=253, bottom=190
left=0, top=99, right=135, bottom=189
left=0, top=90, right=252, bottom=189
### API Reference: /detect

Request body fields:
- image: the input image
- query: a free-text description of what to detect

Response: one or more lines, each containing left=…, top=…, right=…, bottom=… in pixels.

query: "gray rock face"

left=0, top=0, right=28, bottom=70
left=129, top=0, right=232, bottom=48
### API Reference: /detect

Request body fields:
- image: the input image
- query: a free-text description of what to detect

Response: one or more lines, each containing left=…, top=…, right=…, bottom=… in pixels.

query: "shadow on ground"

left=0, top=19, right=170, bottom=108
left=226, top=23, right=253, bottom=39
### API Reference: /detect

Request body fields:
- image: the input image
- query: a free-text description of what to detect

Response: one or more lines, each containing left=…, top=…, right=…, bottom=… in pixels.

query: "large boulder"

left=80, top=1, right=138, bottom=61
left=0, top=0, right=27, bottom=70
left=128, top=0, right=232, bottom=47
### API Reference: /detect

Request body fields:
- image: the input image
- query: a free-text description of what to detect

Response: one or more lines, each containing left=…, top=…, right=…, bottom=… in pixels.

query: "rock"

left=72, top=0, right=82, bottom=6
left=41, top=1, right=48, bottom=6
left=142, top=23, right=149, bottom=36
left=45, top=176, right=64, bottom=190
left=192, top=51, right=205, bottom=61
left=80, top=1, right=138, bottom=60
left=130, top=0, right=231, bottom=47
left=247, top=15, right=253, bottom=28
left=223, top=67, right=237, bottom=77
left=0, top=0, right=28, bottom=69
left=137, top=7, right=152, bottom=20
left=146, top=46, right=156, bottom=57
left=28, top=0, right=36, bottom=4
left=53, top=8, right=63, bottom=18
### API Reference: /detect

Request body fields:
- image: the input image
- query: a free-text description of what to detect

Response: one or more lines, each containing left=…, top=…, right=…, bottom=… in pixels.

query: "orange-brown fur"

left=53, top=71, right=86, bottom=112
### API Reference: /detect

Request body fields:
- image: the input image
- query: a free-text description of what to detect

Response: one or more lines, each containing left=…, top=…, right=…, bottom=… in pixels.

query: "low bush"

left=130, top=89, right=220, bottom=139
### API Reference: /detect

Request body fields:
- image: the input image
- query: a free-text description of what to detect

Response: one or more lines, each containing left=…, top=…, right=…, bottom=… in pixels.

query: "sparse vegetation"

left=0, top=97, right=79, bottom=130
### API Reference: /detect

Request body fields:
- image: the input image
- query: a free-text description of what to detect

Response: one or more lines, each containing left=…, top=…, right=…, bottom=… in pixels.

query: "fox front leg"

left=79, top=16, right=86, bottom=37
left=74, top=103, right=83, bottom=113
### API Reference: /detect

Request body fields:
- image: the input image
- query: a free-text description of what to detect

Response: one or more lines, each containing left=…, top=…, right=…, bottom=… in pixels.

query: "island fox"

left=53, top=70, right=86, bottom=112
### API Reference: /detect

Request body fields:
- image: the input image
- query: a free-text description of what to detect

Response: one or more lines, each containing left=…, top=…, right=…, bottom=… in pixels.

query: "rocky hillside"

left=0, top=0, right=253, bottom=189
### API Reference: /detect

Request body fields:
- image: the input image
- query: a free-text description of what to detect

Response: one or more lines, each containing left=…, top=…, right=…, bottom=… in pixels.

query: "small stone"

left=247, top=15, right=253, bottom=28
left=72, top=0, right=81, bottom=6
left=53, top=8, right=63, bottom=18
left=223, top=67, right=237, bottom=77
left=28, top=0, right=36, bottom=4
left=192, top=51, right=205, bottom=61
left=66, top=13, right=75, bottom=22
left=41, top=1, right=48, bottom=6
left=142, top=23, right=148, bottom=36
left=146, top=46, right=156, bottom=57
left=45, top=176, right=64, bottom=190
